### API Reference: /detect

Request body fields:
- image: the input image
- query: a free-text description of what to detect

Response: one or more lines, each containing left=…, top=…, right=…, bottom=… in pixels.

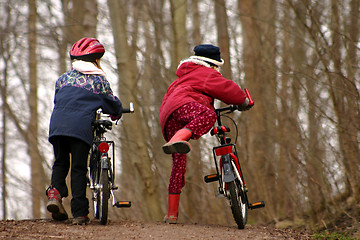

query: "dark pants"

left=50, top=136, right=90, bottom=218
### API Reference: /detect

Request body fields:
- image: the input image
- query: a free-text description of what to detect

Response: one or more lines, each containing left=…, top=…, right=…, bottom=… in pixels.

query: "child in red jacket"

left=160, top=44, right=251, bottom=223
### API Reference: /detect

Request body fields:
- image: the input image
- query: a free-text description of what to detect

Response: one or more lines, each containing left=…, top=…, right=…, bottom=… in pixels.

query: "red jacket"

left=160, top=61, right=247, bottom=137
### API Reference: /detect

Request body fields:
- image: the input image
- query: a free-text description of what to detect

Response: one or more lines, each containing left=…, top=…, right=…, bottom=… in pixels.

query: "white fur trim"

left=178, top=58, right=222, bottom=73
left=72, top=60, right=105, bottom=76
left=178, top=58, right=212, bottom=69
left=189, top=55, right=224, bottom=66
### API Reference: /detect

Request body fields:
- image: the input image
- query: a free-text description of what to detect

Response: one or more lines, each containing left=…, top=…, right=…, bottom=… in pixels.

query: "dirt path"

left=0, top=219, right=311, bottom=240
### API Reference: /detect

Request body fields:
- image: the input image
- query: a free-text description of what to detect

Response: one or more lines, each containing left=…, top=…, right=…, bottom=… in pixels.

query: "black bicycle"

left=204, top=89, right=265, bottom=229
left=89, top=103, right=134, bottom=225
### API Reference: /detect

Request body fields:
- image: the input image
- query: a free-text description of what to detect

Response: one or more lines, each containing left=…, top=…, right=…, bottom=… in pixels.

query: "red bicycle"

left=204, top=89, right=265, bottom=229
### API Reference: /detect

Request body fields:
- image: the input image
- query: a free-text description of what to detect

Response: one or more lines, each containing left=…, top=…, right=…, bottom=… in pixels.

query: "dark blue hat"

left=193, top=44, right=224, bottom=66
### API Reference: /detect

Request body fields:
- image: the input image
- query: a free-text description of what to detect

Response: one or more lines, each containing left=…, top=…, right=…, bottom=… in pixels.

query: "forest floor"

left=0, top=218, right=313, bottom=240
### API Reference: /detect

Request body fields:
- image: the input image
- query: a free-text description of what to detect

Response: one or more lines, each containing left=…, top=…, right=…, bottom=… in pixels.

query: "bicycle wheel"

left=98, top=168, right=109, bottom=225
left=228, top=180, right=248, bottom=229
left=93, top=189, right=100, bottom=220
left=90, top=152, right=100, bottom=219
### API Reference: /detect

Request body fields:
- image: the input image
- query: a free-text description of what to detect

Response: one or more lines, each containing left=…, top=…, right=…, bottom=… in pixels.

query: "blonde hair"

left=94, top=59, right=103, bottom=70
left=211, top=65, right=220, bottom=72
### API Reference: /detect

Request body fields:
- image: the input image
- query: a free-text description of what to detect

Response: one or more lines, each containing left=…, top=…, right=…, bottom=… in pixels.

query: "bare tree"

left=0, top=77, right=7, bottom=219
left=27, top=0, right=42, bottom=219
left=0, top=1, right=13, bottom=220
left=214, top=0, right=232, bottom=79
left=328, top=0, right=360, bottom=203
left=238, top=0, right=278, bottom=222
left=107, top=0, right=163, bottom=221
left=190, top=0, right=202, bottom=45
left=170, top=0, right=188, bottom=71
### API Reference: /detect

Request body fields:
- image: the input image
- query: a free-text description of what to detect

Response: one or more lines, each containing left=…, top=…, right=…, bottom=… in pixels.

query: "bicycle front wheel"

left=99, top=168, right=109, bottom=225
left=228, top=180, right=248, bottom=229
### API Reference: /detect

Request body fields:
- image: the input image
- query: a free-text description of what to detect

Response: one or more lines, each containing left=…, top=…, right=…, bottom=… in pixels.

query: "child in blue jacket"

left=46, top=38, right=123, bottom=225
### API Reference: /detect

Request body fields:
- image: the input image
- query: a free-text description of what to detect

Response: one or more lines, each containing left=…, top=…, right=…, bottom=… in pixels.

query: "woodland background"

left=0, top=0, right=359, bottom=232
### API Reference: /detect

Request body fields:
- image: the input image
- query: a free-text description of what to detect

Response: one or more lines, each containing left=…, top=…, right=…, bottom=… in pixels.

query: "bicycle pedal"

left=114, top=201, right=131, bottom=208
left=249, top=201, right=265, bottom=209
left=204, top=174, right=219, bottom=183
left=112, top=185, right=118, bottom=190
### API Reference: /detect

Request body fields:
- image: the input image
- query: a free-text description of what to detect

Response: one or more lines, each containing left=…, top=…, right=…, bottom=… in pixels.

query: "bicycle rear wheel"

left=99, top=168, right=109, bottom=225
left=90, top=151, right=100, bottom=219
left=228, top=180, right=248, bottom=229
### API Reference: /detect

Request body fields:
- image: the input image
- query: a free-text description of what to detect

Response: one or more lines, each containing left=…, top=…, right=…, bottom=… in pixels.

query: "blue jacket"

left=49, top=69, right=122, bottom=146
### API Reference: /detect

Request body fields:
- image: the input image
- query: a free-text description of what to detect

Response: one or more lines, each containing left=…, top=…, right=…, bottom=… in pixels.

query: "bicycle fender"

left=101, top=155, right=109, bottom=169
left=222, top=156, right=235, bottom=182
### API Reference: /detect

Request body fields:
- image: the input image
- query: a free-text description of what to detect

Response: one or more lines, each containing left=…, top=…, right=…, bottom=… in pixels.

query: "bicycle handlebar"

left=215, top=88, right=254, bottom=113
left=215, top=105, right=238, bottom=113
left=244, top=89, right=254, bottom=106
left=122, top=102, right=135, bottom=114
left=95, top=102, right=134, bottom=123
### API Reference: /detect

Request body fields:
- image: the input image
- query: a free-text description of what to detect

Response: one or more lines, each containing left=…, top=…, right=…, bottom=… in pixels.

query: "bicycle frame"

left=211, top=108, right=242, bottom=188
left=90, top=139, right=115, bottom=185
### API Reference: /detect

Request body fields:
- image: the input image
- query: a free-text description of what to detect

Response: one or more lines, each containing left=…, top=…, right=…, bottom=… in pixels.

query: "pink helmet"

left=70, top=38, right=105, bottom=61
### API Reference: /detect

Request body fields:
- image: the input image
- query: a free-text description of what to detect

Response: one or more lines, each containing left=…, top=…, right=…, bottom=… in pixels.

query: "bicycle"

left=88, top=103, right=134, bottom=225
left=204, top=89, right=265, bottom=229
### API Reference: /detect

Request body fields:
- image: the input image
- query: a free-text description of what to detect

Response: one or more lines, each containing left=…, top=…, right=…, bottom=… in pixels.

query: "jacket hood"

left=176, top=58, right=213, bottom=77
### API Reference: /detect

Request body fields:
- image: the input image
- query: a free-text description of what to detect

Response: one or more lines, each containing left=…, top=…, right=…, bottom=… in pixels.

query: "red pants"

left=165, top=102, right=216, bottom=193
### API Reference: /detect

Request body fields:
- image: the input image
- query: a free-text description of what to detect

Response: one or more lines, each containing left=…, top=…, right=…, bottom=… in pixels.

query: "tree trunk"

left=62, top=0, right=98, bottom=44
left=28, top=0, right=42, bottom=219
left=330, top=0, right=360, bottom=202
left=1, top=58, right=8, bottom=221
left=108, top=0, right=163, bottom=221
left=190, top=0, right=201, bottom=45
left=238, top=0, right=278, bottom=223
left=277, top=1, right=295, bottom=220
left=214, top=0, right=232, bottom=79
left=170, top=0, right=188, bottom=72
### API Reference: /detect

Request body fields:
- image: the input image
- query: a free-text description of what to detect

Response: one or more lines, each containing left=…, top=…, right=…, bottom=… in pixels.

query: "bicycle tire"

left=99, top=168, right=109, bottom=225
left=93, top=191, right=100, bottom=219
left=90, top=151, right=100, bottom=219
left=228, top=180, right=248, bottom=229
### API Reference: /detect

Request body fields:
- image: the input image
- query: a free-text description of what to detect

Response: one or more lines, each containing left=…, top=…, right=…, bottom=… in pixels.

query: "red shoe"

left=46, top=186, right=68, bottom=221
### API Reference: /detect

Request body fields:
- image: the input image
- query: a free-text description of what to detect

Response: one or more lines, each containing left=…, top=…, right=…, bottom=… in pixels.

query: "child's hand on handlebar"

left=236, top=98, right=253, bottom=111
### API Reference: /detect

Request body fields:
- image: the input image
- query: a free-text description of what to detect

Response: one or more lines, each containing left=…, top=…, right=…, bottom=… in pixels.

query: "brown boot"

left=46, top=186, right=68, bottom=221
left=72, top=216, right=90, bottom=225
left=162, top=129, right=192, bottom=154
left=164, top=193, right=180, bottom=224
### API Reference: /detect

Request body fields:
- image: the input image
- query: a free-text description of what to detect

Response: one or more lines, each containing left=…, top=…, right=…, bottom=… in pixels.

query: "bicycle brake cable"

left=220, top=114, right=239, bottom=144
